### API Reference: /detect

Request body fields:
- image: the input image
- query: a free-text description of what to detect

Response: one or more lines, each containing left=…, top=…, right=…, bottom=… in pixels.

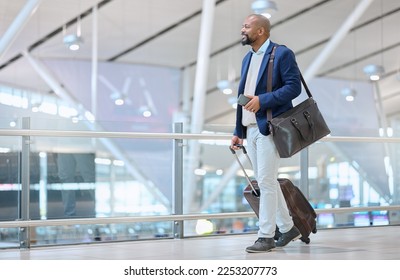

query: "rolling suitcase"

left=229, top=144, right=317, bottom=244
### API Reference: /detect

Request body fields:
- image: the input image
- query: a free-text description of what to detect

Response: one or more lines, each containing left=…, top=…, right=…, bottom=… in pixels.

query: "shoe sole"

left=245, top=247, right=276, bottom=253
left=276, top=233, right=302, bottom=247
left=292, top=233, right=302, bottom=242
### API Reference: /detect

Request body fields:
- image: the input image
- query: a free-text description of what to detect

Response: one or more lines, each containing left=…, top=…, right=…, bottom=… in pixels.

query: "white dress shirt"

left=242, top=39, right=270, bottom=127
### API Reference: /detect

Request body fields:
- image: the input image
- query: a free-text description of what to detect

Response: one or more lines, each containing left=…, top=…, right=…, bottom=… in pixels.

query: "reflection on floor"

left=0, top=226, right=399, bottom=260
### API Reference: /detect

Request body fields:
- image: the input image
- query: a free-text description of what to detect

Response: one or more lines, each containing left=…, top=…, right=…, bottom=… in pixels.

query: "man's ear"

left=259, top=27, right=269, bottom=37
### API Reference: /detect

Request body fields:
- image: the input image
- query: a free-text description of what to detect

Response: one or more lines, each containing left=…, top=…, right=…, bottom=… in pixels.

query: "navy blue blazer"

left=234, top=41, right=302, bottom=139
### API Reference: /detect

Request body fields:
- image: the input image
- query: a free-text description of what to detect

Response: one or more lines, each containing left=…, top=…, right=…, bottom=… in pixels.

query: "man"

left=230, top=14, right=302, bottom=253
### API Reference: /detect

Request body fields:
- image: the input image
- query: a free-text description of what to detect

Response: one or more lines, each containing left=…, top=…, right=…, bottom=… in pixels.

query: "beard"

left=241, top=34, right=254, bottom=46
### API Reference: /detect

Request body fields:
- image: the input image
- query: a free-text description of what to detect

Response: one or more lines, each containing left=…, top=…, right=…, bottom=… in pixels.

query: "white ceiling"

left=1, top=0, right=400, bottom=129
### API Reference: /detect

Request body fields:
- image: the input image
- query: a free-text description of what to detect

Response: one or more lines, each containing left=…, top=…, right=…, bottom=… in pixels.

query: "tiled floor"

left=0, top=225, right=399, bottom=260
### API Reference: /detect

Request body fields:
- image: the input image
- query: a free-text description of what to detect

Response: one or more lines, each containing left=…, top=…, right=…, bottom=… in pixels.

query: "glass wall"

left=1, top=120, right=399, bottom=248
left=0, top=117, right=176, bottom=247
left=182, top=138, right=400, bottom=236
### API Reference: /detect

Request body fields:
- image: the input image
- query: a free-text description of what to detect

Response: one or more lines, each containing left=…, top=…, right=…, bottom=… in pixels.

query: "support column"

left=182, top=67, right=192, bottom=133
left=373, top=82, right=393, bottom=201
left=304, top=0, right=373, bottom=81
left=190, top=0, right=216, bottom=134
left=0, top=0, right=41, bottom=60
left=91, top=6, right=98, bottom=120
left=173, top=123, right=184, bottom=238
left=91, top=6, right=99, bottom=151
left=20, top=117, right=31, bottom=249
left=185, top=0, right=216, bottom=212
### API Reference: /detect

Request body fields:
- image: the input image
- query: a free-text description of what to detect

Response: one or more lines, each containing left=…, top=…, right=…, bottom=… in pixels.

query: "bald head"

left=241, top=14, right=271, bottom=50
left=249, top=14, right=271, bottom=34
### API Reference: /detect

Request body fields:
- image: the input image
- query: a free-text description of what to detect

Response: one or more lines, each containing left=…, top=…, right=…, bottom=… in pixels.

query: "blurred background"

left=0, top=0, right=399, bottom=246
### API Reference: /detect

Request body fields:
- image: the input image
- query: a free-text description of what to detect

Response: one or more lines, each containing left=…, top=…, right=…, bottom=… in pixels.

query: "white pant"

left=246, top=126, right=294, bottom=238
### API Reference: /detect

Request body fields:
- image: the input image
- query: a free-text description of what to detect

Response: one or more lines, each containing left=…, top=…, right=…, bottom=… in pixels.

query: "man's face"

left=241, top=16, right=259, bottom=46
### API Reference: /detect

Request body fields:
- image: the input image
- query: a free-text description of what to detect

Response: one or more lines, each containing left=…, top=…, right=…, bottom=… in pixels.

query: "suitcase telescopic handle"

left=229, top=144, right=248, bottom=154
left=228, top=144, right=257, bottom=194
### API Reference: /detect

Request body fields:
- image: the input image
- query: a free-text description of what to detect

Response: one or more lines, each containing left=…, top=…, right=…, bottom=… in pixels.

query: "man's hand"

left=244, top=95, right=260, bottom=113
left=231, top=136, right=243, bottom=150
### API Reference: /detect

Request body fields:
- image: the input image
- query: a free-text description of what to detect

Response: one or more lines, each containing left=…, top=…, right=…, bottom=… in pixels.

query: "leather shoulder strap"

left=266, top=46, right=312, bottom=124
left=267, top=45, right=277, bottom=92
left=267, top=45, right=277, bottom=122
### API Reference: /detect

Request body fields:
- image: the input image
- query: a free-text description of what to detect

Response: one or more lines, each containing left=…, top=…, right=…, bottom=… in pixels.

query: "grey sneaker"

left=246, top=238, right=276, bottom=253
left=275, top=226, right=301, bottom=247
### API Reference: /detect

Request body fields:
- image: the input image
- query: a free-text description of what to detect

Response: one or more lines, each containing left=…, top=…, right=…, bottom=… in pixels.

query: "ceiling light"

left=0, top=147, right=11, bottom=153
left=63, top=34, right=83, bottom=51
left=379, top=127, right=394, bottom=137
left=228, top=96, right=238, bottom=109
left=341, top=88, right=357, bottom=102
left=363, top=64, right=384, bottom=81
left=9, top=119, right=17, bottom=127
left=139, top=105, right=152, bottom=117
left=71, top=116, right=80, bottom=123
left=31, top=102, right=41, bottom=112
left=194, top=168, right=207, bottom=176
left=114, top=97, right=124, bottom=106
left=217, top=80, right=234, bottom=95
left=251, top=0, right=278, bottom=19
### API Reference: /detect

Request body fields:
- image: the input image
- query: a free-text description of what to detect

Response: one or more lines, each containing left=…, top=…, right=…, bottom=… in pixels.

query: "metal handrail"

left=0, top=205, right=399, bottom=229
left=1, top=129, right=400, bottom=142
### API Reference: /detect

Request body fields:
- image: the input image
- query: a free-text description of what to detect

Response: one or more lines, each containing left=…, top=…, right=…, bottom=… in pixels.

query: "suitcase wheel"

left=301, top=236, right=310, bottom=244
left=312, top=227, right=317, bottom=234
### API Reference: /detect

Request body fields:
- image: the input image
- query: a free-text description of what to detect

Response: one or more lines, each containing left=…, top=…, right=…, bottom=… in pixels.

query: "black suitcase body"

left=230, top=145, right=317, bottom=244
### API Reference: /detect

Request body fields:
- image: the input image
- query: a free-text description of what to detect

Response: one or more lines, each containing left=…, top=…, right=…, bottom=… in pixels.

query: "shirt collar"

left=251, top=39, right=270, bottom=55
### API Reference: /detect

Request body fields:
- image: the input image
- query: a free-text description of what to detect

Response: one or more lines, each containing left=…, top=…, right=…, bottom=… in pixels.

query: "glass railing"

left=0, top=117, right=399, bottom=249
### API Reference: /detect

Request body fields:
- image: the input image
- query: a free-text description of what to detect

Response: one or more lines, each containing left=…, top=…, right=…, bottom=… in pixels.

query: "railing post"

left=300, top=148, right=310, bottom=198
left=173, top=122, right=184, bottom=238
left=19, top=117, right=31, bottom=249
